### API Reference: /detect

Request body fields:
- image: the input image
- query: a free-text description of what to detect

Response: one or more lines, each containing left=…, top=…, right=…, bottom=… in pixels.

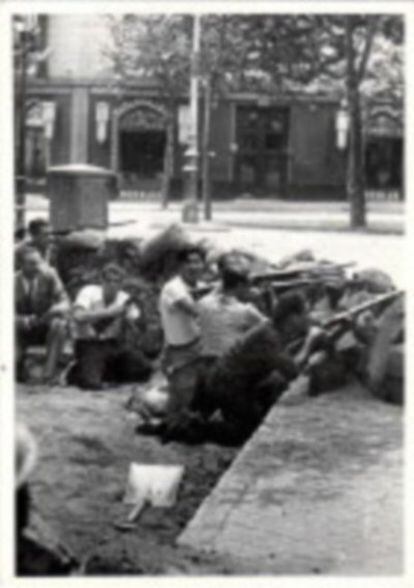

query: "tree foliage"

left=107, top=13, right=404, bottom=225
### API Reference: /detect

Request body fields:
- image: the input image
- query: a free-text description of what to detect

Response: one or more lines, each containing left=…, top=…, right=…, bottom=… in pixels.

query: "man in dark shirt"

left=15, top=218, right=55, bottom=270
left=15, top=247, right=69, bottom=383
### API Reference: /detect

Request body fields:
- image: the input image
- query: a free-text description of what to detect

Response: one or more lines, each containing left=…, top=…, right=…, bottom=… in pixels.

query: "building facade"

left=21, top=15, right=403, bottom=199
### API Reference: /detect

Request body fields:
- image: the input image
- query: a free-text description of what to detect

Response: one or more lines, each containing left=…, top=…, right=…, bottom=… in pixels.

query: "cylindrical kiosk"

left=47, top=164, right=118, bottom=232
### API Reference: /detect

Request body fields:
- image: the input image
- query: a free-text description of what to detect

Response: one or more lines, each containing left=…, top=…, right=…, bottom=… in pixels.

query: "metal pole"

left=181, top=14, right=201, bottom=223
left=202, top=75, right=212, bottom=221
left=16, top=30, right=27, bottom=232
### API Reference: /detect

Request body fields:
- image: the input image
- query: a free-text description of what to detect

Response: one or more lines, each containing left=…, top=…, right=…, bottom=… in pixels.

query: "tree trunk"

left=161, top=109, right=174, bottom=209
left=345, top=17, right=367, bottom=229
left=347, top=85, right=366, bottom=228
left=202, top=77, right=212, bottom=221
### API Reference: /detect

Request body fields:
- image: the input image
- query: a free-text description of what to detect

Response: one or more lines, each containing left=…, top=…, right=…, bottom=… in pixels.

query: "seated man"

left=15, top=218, right=55, bottom=270
left=71, top=263, right=152, bottom=390
left=15, top=247, right=69, bottom=383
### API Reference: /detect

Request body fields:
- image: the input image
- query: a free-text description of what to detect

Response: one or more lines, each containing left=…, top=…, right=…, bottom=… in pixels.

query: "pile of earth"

left=17, top=385, right=237, bottom=575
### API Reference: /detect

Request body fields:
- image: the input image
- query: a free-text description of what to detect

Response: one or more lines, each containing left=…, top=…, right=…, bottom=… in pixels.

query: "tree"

left=107, top=14, right=403, bottom=226
left=232, top=14, right=403, bottom=227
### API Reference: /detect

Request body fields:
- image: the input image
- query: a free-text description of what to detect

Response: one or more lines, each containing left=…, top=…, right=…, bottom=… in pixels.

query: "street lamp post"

left=336, top=98, right=350, bottom=151
left=181, top=14, right=201, bottom=223
left=15, top=27, right=29, bottom=232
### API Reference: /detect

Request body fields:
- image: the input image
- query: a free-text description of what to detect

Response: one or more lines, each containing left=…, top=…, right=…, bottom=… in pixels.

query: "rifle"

left=286, top=290, right=403, bottom=358
left=321, top=290, right=404, bottom=328
left=250, top=262, right=356, bottom=285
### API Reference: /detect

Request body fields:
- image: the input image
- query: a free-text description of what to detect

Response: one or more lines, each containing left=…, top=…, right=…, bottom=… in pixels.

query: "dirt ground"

left=16, top=384, right=237, bottom=575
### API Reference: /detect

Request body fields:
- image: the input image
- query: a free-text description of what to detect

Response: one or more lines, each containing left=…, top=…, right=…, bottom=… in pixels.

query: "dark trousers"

left=16, top=317, right=67, bottom=381
left=72, top=339, right=152, bottom=390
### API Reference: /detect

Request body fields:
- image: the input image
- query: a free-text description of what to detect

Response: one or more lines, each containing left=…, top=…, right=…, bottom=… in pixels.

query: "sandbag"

left=353, top=268, right=395, bottom=294
left=139, top=224, right=196, bottom=281
left=367, top=298, right=404, bottom=404
left=58, top=229, right=105, bottom=252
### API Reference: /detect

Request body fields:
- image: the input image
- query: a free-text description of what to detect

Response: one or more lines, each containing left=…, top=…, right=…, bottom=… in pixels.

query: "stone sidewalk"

left=178, top=382, right=403, bottom=575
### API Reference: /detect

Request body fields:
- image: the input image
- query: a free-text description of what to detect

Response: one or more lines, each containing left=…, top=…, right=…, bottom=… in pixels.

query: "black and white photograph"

left=1, top=0, right=409, bottom=579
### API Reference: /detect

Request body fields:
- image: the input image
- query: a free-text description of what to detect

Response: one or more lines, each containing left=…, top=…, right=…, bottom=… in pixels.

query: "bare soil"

left=16, top=384, right=237, bottom=574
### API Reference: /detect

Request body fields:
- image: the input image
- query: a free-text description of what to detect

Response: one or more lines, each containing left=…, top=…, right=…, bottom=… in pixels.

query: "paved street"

left=26, top=195, right=405, bottom=288
left=179, top=381, right=403, bottom=574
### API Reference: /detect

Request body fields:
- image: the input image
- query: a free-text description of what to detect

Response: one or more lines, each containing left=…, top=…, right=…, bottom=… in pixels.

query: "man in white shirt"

left=157, top=251, right=266, bottom=444
left=158, top=245, right=205, bottom=413
left=71, top=263, right=152, bottom=389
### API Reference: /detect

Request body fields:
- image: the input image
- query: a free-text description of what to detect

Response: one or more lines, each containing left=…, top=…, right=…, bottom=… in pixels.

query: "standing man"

left=158, top=245, right=205, bottom=414
left=15, top=218, right=55, bottom=270
left=71, top=263, right=152, bottom=390
left=15, top=247, right=69, bottom=383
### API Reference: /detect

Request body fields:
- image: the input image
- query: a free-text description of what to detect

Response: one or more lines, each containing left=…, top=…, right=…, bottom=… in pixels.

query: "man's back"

left=198, top=288, right=265, bottom=357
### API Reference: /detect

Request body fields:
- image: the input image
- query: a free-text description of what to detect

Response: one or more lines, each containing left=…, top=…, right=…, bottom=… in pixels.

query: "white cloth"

left=159, top=276, right=200, bottom=346
left=198, top=289, right=265, bottom=357
left=72, top=284, right=131, bottom=340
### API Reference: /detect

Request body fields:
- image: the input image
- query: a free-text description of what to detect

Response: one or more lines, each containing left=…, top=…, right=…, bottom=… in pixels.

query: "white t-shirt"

left=73, top=284, right=132, bottom=340
left=159, top=275, right=200, bottom=346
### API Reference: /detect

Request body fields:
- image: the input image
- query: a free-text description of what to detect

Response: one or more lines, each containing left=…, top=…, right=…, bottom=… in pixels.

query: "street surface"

left=179, top=381, right=403, bottom=574
left=26, top=195, right=405, bottom=288
left=16, top=196, right=405, bottom=574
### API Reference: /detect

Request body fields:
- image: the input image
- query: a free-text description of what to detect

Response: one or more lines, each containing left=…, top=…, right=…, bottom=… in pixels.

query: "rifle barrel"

left=250, top=262, right=356, bottom=284
left=322, top=290, right=403, bottom=327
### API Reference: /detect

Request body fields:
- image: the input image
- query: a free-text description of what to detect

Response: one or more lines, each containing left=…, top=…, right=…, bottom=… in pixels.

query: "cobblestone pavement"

left=178, top=381, right=403, bottom=575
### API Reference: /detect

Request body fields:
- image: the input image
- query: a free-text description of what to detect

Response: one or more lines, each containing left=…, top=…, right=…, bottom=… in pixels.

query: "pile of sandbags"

left=139, top=224, right=204, bottom=283
left=52, top=224, right=404, bottom=404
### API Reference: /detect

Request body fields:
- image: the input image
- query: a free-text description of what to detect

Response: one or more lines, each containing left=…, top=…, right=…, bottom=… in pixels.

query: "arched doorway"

left=112, top=101, right=167, bottom=192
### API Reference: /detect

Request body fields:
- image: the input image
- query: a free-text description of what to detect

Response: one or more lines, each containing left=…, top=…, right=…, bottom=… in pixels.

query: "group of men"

left=153, top=245, right=330, bottom=444
left=19, top=218, right=398, bottom=448
left=15, top=218, right=151, bottom=388
left=15, top=220, right=339, bottom=441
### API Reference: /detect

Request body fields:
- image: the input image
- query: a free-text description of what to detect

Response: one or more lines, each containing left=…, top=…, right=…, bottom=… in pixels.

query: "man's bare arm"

left=72, top=302, right=126, bottom=324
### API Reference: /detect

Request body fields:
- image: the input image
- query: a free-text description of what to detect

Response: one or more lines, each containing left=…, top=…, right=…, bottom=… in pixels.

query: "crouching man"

left=15, top=248, right=69, bottom=384
left=70, top=263, right=152, bottom=390
left=194, top=291, right=322, bottom=444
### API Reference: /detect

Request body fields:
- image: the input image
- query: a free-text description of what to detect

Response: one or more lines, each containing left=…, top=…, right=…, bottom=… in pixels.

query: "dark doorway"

left=235, top=105, right=290, bottom=196
left=120, top=130, right=166, bottom=191
left=365, top=137, right=403, bottom=196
